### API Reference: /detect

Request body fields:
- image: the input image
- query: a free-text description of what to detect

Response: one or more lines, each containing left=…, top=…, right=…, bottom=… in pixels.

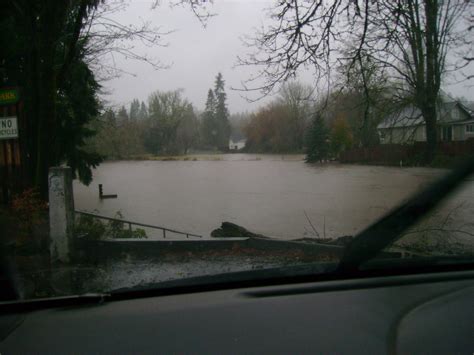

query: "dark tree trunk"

left=422, top=0, right=440, bottom=164
left=422, top=104, right=438, bottom=163
left=35, top=52, right=57, bottom=198
left=34, top=0, right=65, bottom=198
left=22, top=12, right=40, bottom=189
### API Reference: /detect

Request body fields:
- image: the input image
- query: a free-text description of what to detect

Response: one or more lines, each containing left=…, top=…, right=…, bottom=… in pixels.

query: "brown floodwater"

left=73, top=154, right=472, bottom=240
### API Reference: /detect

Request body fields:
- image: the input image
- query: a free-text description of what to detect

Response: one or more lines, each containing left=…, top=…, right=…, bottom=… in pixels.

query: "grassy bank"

left=97, top=153, right=224, bottom=162
left=102, top=153, right=305, bottom=162
left=129, top=154, right=224, bottom=161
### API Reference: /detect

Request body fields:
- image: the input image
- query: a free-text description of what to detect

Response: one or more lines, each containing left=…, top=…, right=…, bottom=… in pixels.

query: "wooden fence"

left=340, top=139, right=474, bottom=165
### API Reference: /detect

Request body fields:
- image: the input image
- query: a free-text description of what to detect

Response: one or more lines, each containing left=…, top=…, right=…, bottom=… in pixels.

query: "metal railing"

left=75, top=210, right=203, bottom=239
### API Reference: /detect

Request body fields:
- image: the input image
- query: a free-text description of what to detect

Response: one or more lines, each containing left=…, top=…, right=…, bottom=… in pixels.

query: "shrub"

left=74, top=211, right=148, bottom=240
left=74, top=214, right=106, bottom=240
left=11, top=188, right=48, bottom=238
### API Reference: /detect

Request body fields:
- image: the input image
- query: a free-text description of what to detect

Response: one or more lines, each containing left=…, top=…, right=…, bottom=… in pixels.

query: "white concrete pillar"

left=48, top=167, right=75, bottom=263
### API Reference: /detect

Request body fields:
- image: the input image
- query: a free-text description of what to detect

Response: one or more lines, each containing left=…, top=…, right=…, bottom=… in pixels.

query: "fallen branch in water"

left=211, top=222, right=353, bottom=246
left=211, top=222, right=271, bottom=239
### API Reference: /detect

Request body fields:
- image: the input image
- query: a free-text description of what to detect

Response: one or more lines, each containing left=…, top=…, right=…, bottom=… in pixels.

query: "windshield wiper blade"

left=337, top=156, right=474, bottom=273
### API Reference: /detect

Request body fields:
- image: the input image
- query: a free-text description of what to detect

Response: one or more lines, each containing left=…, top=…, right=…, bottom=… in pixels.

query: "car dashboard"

left=1, top=269, right=473, bottom=354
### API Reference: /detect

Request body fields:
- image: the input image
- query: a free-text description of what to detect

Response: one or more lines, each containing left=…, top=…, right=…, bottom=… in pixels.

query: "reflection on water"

left=73, top=154, right=468, bottom=240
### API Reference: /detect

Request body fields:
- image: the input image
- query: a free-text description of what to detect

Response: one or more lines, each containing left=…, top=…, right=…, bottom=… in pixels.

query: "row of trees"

left=93, top=73, right=382, bottom=161
left=242, top=59, right=395, bottom=157
left=243, top=82, right=311, bottom=153
left=242, top=89, right=369, bottom=159
left=87, top=73, right=233, bottom=157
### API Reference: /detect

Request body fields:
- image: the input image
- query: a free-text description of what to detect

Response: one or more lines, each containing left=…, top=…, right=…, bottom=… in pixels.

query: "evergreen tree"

left=56, top=59, right=103, bottom=185
left=214, top=73, right=231, bottom=149
left=117, top=106, right=129, bottom=123
left=138, top=101, right=148, bottom=120
left=129, top=99, right=140, bottom=121
left=103, top=108, right=117, bottom=125
left=305, top=114, right=329, bottom=163
left=200, top=73, right=231, bottom=150
left=0, top=0, right=104, bottom=196
left=201, top=89, right=217, bottom=147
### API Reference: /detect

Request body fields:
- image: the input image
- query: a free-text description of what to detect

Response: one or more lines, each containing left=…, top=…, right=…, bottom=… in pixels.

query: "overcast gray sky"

left=103, top=0, right=473, bottom=113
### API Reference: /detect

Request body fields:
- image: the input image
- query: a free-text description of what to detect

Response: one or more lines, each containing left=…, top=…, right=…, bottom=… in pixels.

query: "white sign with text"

left=0, top=117, right=19, bottom=140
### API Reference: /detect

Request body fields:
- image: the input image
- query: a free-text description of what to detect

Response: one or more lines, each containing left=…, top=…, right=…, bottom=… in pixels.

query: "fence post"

left=48, top=167, right=75, bottom=263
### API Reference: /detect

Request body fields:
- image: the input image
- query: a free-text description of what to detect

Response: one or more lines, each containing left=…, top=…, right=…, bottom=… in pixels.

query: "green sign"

left=0, top=88, right=19, bottom=105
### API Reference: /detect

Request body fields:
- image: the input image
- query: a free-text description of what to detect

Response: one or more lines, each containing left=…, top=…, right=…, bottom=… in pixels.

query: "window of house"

left=466, top=124, right=474, bottom=133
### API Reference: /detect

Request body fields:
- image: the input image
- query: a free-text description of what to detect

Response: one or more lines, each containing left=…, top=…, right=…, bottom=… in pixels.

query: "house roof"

left=377, top=94, right=473, bottom=130
left=229, top=137, right=247, bottom=144
left=377, top=106, right=424, bottom=129
left=463, top=101, right=474, bottom=114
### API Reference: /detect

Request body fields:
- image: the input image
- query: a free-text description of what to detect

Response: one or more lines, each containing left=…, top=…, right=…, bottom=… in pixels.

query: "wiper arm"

left=337, top=156, right=474, bottom=273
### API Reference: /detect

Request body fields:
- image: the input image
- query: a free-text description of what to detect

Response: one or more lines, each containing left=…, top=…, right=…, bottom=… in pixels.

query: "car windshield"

left=0, top=0, right=473, bottom=301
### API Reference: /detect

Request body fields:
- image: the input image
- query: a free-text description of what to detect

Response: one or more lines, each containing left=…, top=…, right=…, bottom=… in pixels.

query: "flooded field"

left=74, top=154, right=472, bottom=240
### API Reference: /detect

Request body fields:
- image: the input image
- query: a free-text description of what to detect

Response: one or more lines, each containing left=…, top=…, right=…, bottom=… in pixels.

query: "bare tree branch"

left=153, top=0, right=216, bottom=28
left=81, top=0, right=172, bottom=81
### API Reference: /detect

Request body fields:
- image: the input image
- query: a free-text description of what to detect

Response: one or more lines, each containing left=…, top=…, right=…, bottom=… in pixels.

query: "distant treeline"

left=242, top=76, right=395, bottom=160
left=88, top=60, right=402, bottom=162
left=87, top=73, right=236, bottom=158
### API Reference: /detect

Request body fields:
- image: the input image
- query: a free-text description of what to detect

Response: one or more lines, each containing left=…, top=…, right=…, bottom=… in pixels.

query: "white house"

left=377, top=95, right=474, bottom=144
left=228, top=138, right=246, bottom=151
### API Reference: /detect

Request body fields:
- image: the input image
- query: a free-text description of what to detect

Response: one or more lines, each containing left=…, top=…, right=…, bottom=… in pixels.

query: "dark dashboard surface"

left=1, top=270, right=473, bottom=354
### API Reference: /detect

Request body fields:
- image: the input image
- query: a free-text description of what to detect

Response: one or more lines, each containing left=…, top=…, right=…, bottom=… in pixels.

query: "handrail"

left=75, top=210, right=203, bottom=239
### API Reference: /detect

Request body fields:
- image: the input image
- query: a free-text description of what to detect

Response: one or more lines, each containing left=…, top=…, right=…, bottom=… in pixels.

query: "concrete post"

left=48, top=167, right=75, bottom=263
